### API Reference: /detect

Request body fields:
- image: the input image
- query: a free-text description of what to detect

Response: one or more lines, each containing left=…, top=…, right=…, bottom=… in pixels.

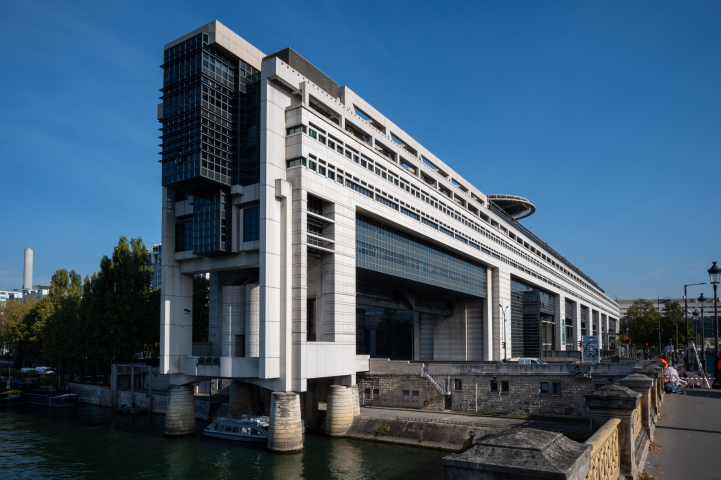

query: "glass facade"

left=565, top=299, right=575, bottom=348
left=175, top=220, right=193, bottom=252
left=356, top=305, right=414, bottom=360
left=356, top=214, right=486, bottom=297
left=161, top=32, right=261, bottom=257
left=243, top=206, right=260, bottom=242
left=510, top=278, right=556, bottom=358
left=192, top=190, right=229, bottom=256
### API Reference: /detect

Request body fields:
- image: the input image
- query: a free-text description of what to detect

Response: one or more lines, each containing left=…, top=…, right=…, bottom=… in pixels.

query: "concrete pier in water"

left=164, top=385, right=196, bottom=436
left=267, top=392, right=303, bottom=452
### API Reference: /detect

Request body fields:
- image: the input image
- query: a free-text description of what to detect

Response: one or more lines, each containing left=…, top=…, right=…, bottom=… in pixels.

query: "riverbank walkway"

left=646, top=388, right=721, bottom=479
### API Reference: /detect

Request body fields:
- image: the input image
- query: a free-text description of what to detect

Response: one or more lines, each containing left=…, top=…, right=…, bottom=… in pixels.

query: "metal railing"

left=421, top=363, right=451, bottom=396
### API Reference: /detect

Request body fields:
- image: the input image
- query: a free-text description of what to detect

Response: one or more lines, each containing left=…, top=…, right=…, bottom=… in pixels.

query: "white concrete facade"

left=159, top=21, right=620, bottom=392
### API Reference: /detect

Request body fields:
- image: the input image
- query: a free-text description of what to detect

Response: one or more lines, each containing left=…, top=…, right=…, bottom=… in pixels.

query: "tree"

left=624, top=299, right=657, bottom=348
left=0, top=297, right=37, bottom=353
left=11, top=297, right=53, bottom=362
left=660, top=301, right=691, bottom=348
left=193, top=275, right=210, bottom=343
left=43, top=269, right=83, bottom=384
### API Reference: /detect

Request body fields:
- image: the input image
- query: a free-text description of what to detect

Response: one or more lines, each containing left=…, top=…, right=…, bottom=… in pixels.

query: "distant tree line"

left=619, top=299, right=694, bottom=352
left=0, top=237, right=162, bottom=380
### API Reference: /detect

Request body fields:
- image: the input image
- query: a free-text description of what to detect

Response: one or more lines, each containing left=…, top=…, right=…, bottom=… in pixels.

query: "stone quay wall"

left=358, top=360, right=638, bottom=419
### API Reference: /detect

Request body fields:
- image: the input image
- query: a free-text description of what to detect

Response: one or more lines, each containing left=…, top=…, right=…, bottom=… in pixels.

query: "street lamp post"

left=708, top=262, right=721, bottom=388
left=699, top=293, right=707, bottom=373
left=657, top=297, right=670, bottom=358
left=684, top=283, right=706, bottom=350
left=692, top=309, right=699, bottom=370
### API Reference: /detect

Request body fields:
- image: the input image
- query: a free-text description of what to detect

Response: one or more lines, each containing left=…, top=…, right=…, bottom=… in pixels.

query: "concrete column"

left=164, top=384, right=196, bottom=436
left=325, top=385, right=354, bottom=436
left=620, top=373, right=655, bottom=441
left=222, top=285, right=245, bottom=357
left=493, top=265, right=511, bottom=361
left=245, top=283, right=260, bottom=357
left=350, top=384, right=360, bottom=416
left=555, top=293, right=566, bottom=351
left=574, top=303, right=583, bottom=350
left=585, top=385, right=645, bottom=479
left=483, top=270, right=494, bottom=361
left=267, top=392, right=303, bottom=452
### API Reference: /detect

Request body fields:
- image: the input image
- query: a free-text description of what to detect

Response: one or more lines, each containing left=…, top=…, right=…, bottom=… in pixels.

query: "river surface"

left=0, top=404, right=445, bottom=479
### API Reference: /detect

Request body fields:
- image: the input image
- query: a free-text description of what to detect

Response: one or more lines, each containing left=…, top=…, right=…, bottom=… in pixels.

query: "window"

left=307, top=298, right=316, bottom=341
left=318, top=166, right=326, bottom=176
left=454, top=379, right=462, bottom=391
left=552, top=383, right=561, bottom=396
left=422, top=217, right=438, bottom=230
left=490, top=380, right=498, bottom=392
left=309, top=160, right=317, bottom=171
left=309, top=128, right=317, bottom=139
left=243, top=206, right=260, bottom=242
left=328, top=140, right=335, bottom=150
left=403, top=390, right=409, bottom=401
left=401, top=207, right=419, bottom=220
left=318, top=134, right=326, bottom=144
left=286, top=125, right=306, bottom=135
left=364, top=389, right=371, bottom=400
left=373, top=388, right=379, bottom=400
left=345, top=150, right=352, bottom=159
left=412, top=391, right=419, bottom=402
left=376, top=195, right=399, bottom=210
left=501, top=381, right=509, bottom=393
left=328, top=171, right=335, bottom=180
left=286, top=157, right=306, bottom=168
left=540, top=382, right=549, bottom=395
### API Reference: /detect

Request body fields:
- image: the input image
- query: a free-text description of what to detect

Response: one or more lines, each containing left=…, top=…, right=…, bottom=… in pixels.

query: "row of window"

left=293, top=120, right=615, bottom=313
left=290, top=120, right=616, bottom=315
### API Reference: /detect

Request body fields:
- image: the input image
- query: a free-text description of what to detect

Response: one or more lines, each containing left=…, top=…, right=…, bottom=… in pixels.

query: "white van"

left=518, top=358, right=544, bottom=364
left=20, top=367, right=54, bottom=376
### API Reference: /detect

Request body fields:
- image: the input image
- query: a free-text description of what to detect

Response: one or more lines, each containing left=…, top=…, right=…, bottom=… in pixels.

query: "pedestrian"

left=659, top=355, right=668, bottom=368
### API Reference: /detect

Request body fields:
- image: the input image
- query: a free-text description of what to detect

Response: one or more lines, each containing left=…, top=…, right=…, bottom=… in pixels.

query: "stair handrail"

left=421, top=363, right=451, bottom=396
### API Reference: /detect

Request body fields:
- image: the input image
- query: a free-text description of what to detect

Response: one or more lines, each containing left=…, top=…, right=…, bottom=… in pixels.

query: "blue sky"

left=0, top=1, right=719, bottom=301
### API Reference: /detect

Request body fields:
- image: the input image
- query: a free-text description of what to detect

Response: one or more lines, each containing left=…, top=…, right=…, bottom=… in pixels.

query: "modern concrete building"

left=158, top=21, right=619, bottom=446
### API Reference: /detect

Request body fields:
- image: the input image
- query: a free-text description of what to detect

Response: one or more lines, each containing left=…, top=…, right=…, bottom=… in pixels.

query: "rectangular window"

left=285, top=125, right=306, bottom=135
left=454, top=379, right=462, bottom=391
left=490, top=380, right=498, bottom=392
left=318, top=166, right=326, bottom=176
left=234, top=335, right=245, bottom=357
left=501, top=381, right=509, bottom=393
left=286, top=157, right=306, bottom=168
left=345, top=150, right=352, bottom=159
left=243, top=206, right=260, bottom=242
left=309, top=129, right=317, bottom=139
left=403, top=390, right=409, bottom=401
left=328, top=140, right=335, bottom=150
left=439, top=226, right=454, bottom=237
left=421, top=217, right=438, bottom=230
left=401, top=207, right=419, bottom=220
left=376, top=195, right=399, bottom=210
left=346, top=180, right=373, bottom=198
left=364, top=389, right=370, bottom=400
left=307, top=298, right=316, bottom=341
left=412, top=391, right=419, bottom=402
left=540, top=382, right=549, bottom=395
left=328, top=171, right=335, bottom=180
left=319, top=134, right=326, bottom=144
left=353, top=154, right=359, bottom=163
left=373, top=388, right=379, bottom=400
left=309, top=160, right=317, bottom=171
left=552, top=383, right=561, bottom=396
left=361, top=160, right=367, bottom=168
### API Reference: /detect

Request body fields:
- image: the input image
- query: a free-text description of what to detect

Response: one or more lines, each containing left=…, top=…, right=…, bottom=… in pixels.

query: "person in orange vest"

left=659, top=355, right=668, bottom=368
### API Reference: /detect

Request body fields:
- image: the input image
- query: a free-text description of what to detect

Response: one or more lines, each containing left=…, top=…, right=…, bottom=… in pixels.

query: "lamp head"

left=698, top=293, right=706, bottom=309
left=692, top=309, right=699, bottom=319
left=708, top=261, right=721, bottom=285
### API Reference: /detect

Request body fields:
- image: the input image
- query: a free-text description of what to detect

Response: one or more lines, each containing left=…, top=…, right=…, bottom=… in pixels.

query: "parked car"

left=518, top=358, right=544, bottom=364
left=21, top=367, right=54, bottom=376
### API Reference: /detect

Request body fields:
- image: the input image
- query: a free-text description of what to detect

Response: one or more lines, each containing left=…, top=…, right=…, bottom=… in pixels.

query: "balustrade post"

left=585, top=385, right=646, bottom=479
left=620, top=373, right=655, bottom=442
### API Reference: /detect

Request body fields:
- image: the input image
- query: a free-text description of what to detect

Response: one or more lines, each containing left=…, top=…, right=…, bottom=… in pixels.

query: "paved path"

left=358, top=406, right=592, bottom=440
left=646, top=388, right=721, bottom=479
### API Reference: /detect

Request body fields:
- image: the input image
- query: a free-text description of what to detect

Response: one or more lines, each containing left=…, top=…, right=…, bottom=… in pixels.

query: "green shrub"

left=375, top=422, right=390, bottom=436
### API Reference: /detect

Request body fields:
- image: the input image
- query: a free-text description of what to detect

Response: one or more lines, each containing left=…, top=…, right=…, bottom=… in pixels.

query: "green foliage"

left=12, top=298, right=54, bottom=360
left=193, top=275, right=210, bottom=342
left=623, top=299, right=695, bottom=349
left=0, top=298, right=37, bottom=350
left=375, top=422, right=390, bottom=436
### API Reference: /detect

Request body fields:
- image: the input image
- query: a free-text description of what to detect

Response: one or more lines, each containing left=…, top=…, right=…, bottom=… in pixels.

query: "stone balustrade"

left=584, top=418, right=620, bottom=480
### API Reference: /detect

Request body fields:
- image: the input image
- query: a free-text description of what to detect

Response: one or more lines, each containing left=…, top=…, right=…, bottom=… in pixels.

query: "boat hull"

left=203, top=431, right=267, bottom=442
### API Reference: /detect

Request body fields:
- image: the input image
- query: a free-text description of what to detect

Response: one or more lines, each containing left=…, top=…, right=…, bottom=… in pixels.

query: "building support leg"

left=267, top=392, right=303, bottom=452
left=350, top=384, right=360, bottom=416
left=164, top=384, right=196, bottom=437
left=325, top=385, right=354, bottom=436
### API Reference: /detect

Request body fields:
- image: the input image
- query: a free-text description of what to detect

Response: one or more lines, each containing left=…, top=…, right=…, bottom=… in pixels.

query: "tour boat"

left=203, top=415, right=270, bottom=442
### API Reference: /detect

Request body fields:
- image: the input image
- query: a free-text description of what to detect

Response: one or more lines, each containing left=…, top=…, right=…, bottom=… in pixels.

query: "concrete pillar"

left=222, top=285, right=245, bottom=357
left=267, top=392, right=303, bottom=452
left=164, top=384, right=196, bottom=437
left=228, top=381, right=253, bottom=416
left=555, top=293, right=566, bottom=351
left=350, top=385, right=360, bottom=416
left=245, top=282, right=260, bottom=357
left=620, top=373, right=655, bottom=442
left=325, top=385, right=354, bottom=436
left=585, top=385, right=645, bottom=479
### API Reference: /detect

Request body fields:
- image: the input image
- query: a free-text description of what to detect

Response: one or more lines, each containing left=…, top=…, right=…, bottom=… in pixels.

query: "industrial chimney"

left=23, top=248, right=33, bottom=290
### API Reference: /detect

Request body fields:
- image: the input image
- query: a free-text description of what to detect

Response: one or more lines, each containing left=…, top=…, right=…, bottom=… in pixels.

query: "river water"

left=0, top=404, right=446, bottom=479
